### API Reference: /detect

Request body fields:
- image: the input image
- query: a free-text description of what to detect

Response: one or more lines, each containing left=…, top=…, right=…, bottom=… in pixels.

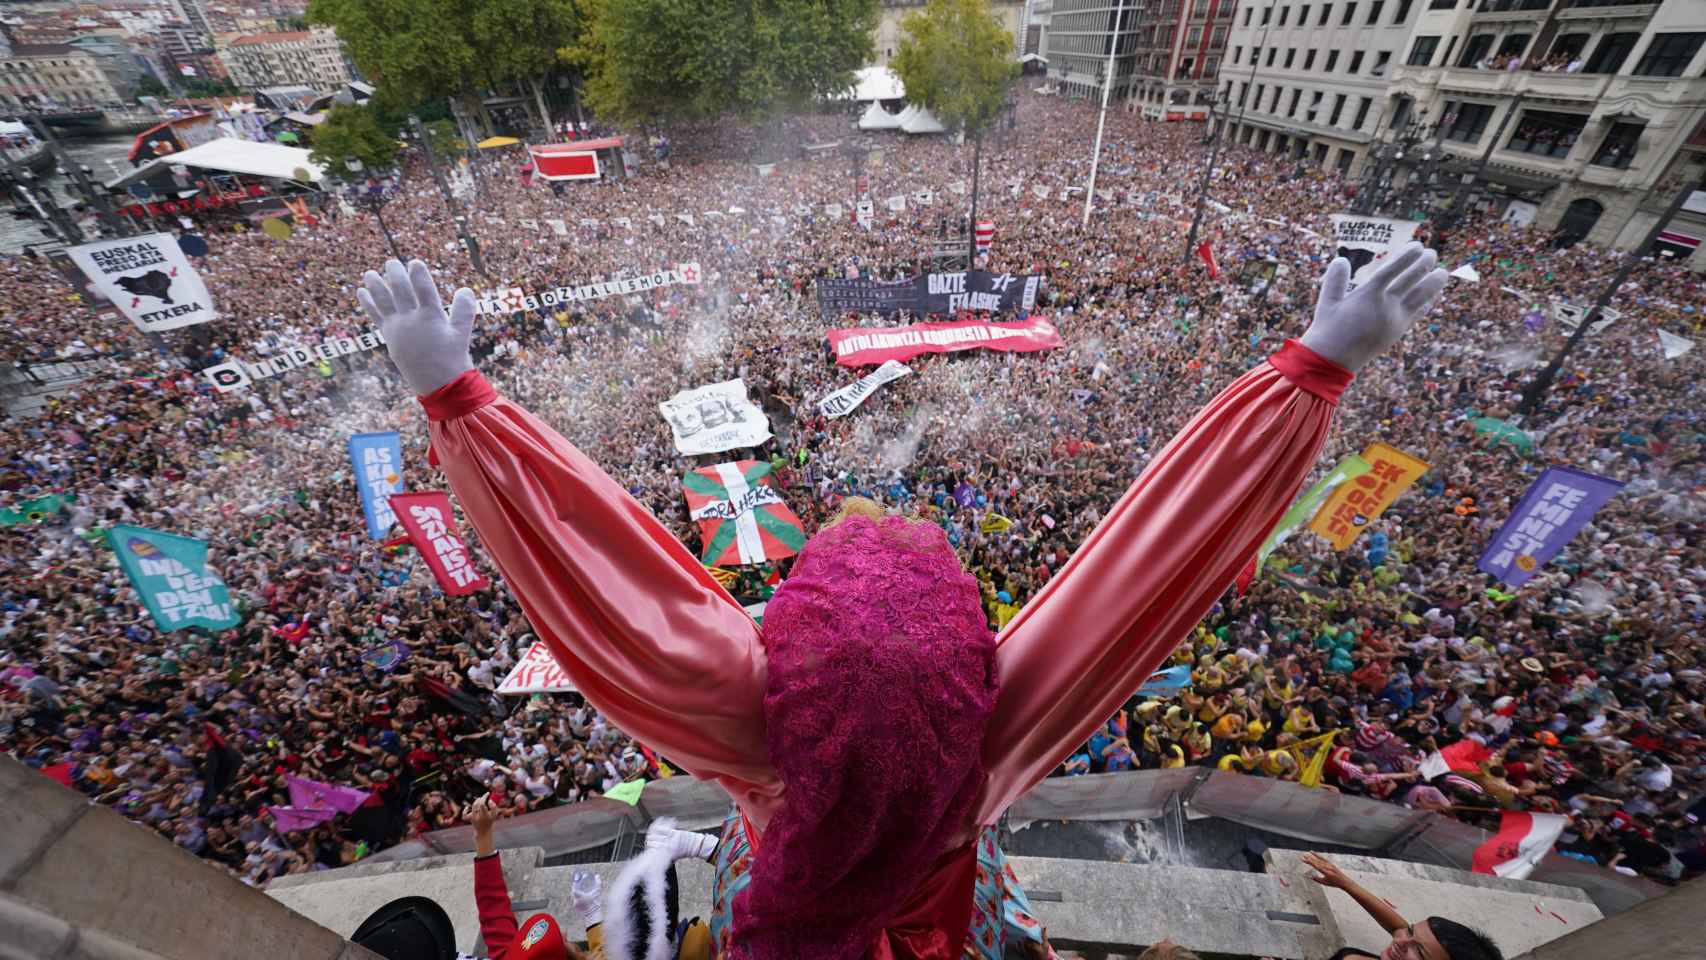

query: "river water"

left=1, top=133, right=141, bottom=254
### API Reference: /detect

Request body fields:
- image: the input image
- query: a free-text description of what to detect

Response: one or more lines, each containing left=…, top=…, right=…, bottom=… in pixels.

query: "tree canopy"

left=891, top=0, right=1017, bottom=137
left=308, top=104, right=400, bottom=181
left=564, top=0, right=878, bottom=125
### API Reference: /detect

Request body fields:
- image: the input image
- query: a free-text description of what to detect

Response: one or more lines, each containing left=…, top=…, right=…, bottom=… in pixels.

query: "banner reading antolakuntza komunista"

left=477, top=261, right=702, bottom=315
left=202, top=329, right=387, bottom=392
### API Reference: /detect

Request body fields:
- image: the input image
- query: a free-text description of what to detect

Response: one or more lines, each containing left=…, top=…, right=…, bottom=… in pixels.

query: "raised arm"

left=361, top=260, right=780, bottom=821
left=970, top=245, right=1447, bottom=827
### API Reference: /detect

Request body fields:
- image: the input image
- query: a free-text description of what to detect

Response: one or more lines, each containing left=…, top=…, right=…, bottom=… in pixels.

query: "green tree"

left=565, top=0, right=877, bottom=126
left=890, top=0, right=1016, bottom=257
left=309, top=103, right=401, bottom=180
left=134, top=73, right=168, bottom=100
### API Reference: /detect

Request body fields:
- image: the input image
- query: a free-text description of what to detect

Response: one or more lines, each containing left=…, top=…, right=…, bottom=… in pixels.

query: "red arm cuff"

left=419, top=369, right=497, bottom=422
left=1267, top=339, right=1354, bottom=404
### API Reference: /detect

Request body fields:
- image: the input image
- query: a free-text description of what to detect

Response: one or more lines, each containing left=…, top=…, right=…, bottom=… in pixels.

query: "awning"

left=477, top=136, right=520, bottom=149
left=527, top=142, right=602, bottom=180
left=858, top=100, right=902, bottom=130
left=897, top=105, right=946, bottom=135
left=1477, top=165, right=1562, bottom=196
left=105, top=137, right=325, bottom=189
left=846, top=66, right=904, bottom=101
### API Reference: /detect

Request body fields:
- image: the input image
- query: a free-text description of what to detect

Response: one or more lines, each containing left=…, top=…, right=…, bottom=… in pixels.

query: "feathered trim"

left=599, top=846, right=675, bottom=960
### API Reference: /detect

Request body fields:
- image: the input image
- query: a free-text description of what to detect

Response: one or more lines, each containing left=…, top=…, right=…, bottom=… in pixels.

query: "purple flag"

left=268, top=805, right=337, bottom=832
left=1477, top=467, right=1623, bottom=588
left=286, top=775, right=371, bottom=815
left=953, top=483, right=976, bottom=508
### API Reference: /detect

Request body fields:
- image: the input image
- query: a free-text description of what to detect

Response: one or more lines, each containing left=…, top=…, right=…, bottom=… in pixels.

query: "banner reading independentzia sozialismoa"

left=106, top=524, right=240, bottom=632
left=476, top=262, right=703, bottom=315
left=66, top=233, right=219, bottom=332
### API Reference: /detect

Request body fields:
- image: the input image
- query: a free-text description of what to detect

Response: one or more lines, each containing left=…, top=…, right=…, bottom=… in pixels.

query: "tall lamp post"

left=1083, top=0, right=1129, bottom=228
left=409, top=114, right=486, bottom=277
left=1184, top=82, right=1232, bottom=260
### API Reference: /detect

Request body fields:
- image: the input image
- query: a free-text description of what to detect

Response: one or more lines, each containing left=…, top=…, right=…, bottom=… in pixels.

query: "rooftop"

left=227, top=30, right=312, bottom=47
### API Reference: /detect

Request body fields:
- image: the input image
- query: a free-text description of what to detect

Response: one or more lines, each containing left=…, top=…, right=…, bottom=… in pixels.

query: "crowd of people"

left=1, top=87, right=1703, bottom=901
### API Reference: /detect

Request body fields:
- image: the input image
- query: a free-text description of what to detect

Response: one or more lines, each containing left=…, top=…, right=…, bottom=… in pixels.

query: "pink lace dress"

left=416, top=339, right=1353, bottom=958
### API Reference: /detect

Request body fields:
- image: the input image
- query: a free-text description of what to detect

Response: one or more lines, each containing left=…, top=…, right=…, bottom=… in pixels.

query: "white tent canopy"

left=897, top=104, right=946, bottom=135
left=849, top=66, right=905, bottom=101
left=105, top=137, right=325, bottom=189
left=858, top=100, right=902, bottom=130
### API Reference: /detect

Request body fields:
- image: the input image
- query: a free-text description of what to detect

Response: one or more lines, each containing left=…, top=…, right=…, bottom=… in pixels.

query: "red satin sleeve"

left=420, top=372, right=783, bottom=823
left=968, top=341, right=1350, bottom=829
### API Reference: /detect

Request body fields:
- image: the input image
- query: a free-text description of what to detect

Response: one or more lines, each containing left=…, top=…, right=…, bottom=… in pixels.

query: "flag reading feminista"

left=1478, top=466, right=1623, bottom=588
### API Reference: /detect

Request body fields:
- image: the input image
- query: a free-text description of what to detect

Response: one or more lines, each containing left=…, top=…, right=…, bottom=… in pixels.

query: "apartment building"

left=872, top=0, right=1026, bottom=67
left=0, top=38, right=123, bottom=109
left=1127, top=0, right=1237, bottom=119
left=1226, top=0, right=1706, bottom=264
left=1047, top=0, right=1146, bottom=99
left=218, top=27, right=350, bottom=91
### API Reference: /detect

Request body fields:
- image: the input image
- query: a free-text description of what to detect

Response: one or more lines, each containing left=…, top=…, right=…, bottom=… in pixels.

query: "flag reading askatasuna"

left=106, top=524, right=240, bottom=632
left=1477, top=466, right=1623, bottom=588
left=387, top=491, right=489, bottom=595
left=682, top=460, right=805, bottom=566
left=348, top=431, right=405, bottom=539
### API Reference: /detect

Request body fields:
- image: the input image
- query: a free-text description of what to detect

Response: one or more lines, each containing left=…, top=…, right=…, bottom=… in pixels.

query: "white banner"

left=66, top=233, right=218, bottom=333
left=496, top=642, right=578, bottom=695
left=1659, top=329, right=1695, bottom=359
left=885, top=194, right=906, bottom=213
left=546, top=218, right=567, bottom=235
left=202, top=328, right=386, bottom=392
left=659, top=378, right=773, bottom=456
left=824, top=202, right=844, bottom=219
left=855, top=200, right=874, bottom=228
left=1552, top=299, right=1620, bottom=336
left=913, top=189, right=934, bottom=206
left=818, top=360, right=911, bottom=418
left=476, top=262, right=702, bottom=315
left=1328, top=214, right=1421, bottom=289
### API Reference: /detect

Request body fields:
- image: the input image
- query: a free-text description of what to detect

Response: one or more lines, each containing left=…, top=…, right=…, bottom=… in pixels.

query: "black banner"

left=817, top=270, right=1041, bottom=317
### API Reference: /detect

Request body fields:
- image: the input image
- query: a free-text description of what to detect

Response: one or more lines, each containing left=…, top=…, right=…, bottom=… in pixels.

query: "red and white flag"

left=387, top=491, right=489, bottom=596
left=497, top=641, right=578, bottom=695
left=1472, top=811, right=1567, bottom=880
left=1196, top=240, right=1219, bottom=279
left=975, top=219, right=994, bottom=254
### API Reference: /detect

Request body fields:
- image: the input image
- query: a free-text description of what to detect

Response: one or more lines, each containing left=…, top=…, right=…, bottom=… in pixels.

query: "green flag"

left=602, top=779, right=647, bottom=806
left=106, top=524, right=242, bottom=633
left=1254, top=455, right=1372, bottom=574
left=0, top=494, right=69, bottom=525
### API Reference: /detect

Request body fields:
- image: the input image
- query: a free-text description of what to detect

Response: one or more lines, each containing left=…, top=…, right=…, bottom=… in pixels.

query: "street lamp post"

left=1083, top=0, right=1130, bottom=228
left=1439, top=93, right=1525, bottom=237
left=1184, top=82, right=1232, bottom=260
left=409, top=114, right=486, bottom=277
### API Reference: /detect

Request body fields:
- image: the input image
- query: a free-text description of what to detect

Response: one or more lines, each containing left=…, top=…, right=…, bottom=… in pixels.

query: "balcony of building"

left=1556, top=1, right=1660, bottom=24
left=1470, top=0, right=1553, bottom=24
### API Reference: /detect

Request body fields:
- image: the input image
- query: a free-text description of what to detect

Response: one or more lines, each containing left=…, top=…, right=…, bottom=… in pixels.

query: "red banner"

left=827, top=317, right=1062, bottom=367
left=387, top=492, right=489, bottom=595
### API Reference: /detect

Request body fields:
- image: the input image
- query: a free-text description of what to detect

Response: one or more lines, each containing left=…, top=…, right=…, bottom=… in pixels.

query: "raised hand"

left=570, top=869, right=603, bottom=926
left=1300, top=242, right=1448, bottom=372
left=357, top=258, right=478, bottom=396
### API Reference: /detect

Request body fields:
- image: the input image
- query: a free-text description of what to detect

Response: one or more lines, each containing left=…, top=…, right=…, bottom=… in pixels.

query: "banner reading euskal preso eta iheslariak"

left=66, top=233, right=218, bottom=333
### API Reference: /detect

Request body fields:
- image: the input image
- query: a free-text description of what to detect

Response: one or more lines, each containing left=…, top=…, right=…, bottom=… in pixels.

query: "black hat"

left=351, top=896, right=457, bottom=960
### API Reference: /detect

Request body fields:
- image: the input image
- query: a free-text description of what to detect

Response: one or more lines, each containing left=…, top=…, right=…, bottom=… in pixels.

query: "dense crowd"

left=2, top=89, right=1703, bottom=893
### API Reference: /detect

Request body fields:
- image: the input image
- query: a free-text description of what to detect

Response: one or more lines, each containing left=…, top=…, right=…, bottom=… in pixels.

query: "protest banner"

left=1328, top=214, right=1421, bottom=288
left=348, top=432, right=405, bottom=539
left=816, top=269, right=1041, bottom=317
left=1255, top=454, right=1372, bottom=572
left=475, top=262, right=702, bottom=315
left=1658, top=329, right=1694, bottom=358
left=817, top=360, right=912, bottom=418
left=1135, top=665, right=1193, bottom=697
left=268, top=806, right=336, bottom=832
left=1307, top=442, right=1428, bottom=549
left=1551, top=300, right=1620, bottom=336
left=65, top=233, right=219, bottom=332
left=360, top=640, right=411, bottom=672
left=287, top=775, right=370, bottom=815
left=659, top=379, right=773, bottom=455
left=855, top=199, right=874, bottom=228
left=1473, top=811, right=1567, bottom=880
left=202, top=328, right=386, bottom=393
left=498, top=642, right=579, bottom=695
left=0, top=494, right=69, bottom=525
left=106, top=525, right=241, bottom=632
left=827, top=317, right=1062, bottom=367
left=388, top=491, right=489, bottom=595
left=683, top=460, right=805, bottom=565
left=1477, top=466, right=1623, bottom=588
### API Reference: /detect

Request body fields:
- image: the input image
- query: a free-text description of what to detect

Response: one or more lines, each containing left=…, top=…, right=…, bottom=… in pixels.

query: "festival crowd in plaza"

left=1, top=89, right=1704, bottom=894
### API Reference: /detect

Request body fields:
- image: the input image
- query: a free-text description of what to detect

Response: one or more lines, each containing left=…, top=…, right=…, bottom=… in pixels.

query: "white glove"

left=1299, top=242, right=1447, bottom=373
left=570, top=870, right=602, bottom=926
left=356, top=258, right=478, bottom=396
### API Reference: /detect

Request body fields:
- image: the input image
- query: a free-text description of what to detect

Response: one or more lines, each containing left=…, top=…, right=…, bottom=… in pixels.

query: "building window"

left=1212, top=26, right=1227, bottom=46
left=1591, top=121, right=1642, bottom=169
left=1194, top=0, right=1211, bottom=14
left=1408, top=35, right=1439, bottom=66
left=1300, top=6, right=1311, bottom=25
left=1394, top=0, right=1414, bottom=21
left=1441, top=100, right=1492, bottom=142
left=1288, top=88, right=1302, bottom=116
left=1547, top=33, right=1589, bottom=66
left=1458, top=34, right=1494, bottom=68
left=1633, top=33, right=1706, bottom=78
left=1305, top=49, right=1318, bottom=69
left=1188, top=26, right=1202, bottom=45
left=1270, top=86, right=1283, bottom=111
left=1326, top=50, right=1340, bottom=71
left=1329, top=93, right=1347, bottom=125
left=1367, top=1, right=1383, bottom=25
left=1579, top=33, right=1635, bottom=74
left=1428, top=0, right=1455, bottom=7
left=1267, top=47, right=1277, bottom=66
left=1262, top=5, right=1272, bottom=24
left=1507, top=109, right=1588, bottom=159
left=1234, top=45, right=1243, bottom=64
left=1239, top=81, right=1250, bottom=106
left=1279, top=6, right=1289, bottom=26
left=1245, top=7, right=1254, bottom=26
left=1319, top=4, right=1332, bottom=26
left=1372, top=51, right=1392, bottom=75
left=1496, top=34, right=1532, bottom=61
left=1349, top=50, right=1364, bottom=73
left=1341, top=3, right=1356, bottom=26
left=1254, top=83, right=1264, bottom=109
left=1285, top=48, right=1297, bottom=68
left=1252, top=46, right=1261, bottom=64
left=1352, top=95, right=1372, bottom=130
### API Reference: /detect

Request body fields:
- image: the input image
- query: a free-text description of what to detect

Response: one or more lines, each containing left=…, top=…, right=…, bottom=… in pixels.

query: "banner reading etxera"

left=828, top=317, right=1062, bottom=367
left=817, top=270, right=1040, bottom=317
left=65, top=233, right=218, bottom=332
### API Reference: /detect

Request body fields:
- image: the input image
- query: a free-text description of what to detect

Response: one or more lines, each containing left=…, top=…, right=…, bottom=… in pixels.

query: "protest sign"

left=476, top=262, right=702, bottom=315
left=65, top=233, right=218, bottom=332
left=349, top=432, right=405, bottom=539
left=827, top=317, right=1062, bottom=367
left=360, top=640, right=411, bottom=672
left=818, top=360, right=912, bottom=418
left=1256, top=454, right=1372, bottom=572
left=1658, top=329, right=1694, bottom=358
left=287, top=775, right=370, bottom=815
left=388, top=491, right=489, bottom=595
left=683, top=460, right=804, bottom=565
left=817, top=270, right=1041, bottom=317
left=1551, top=300, right=1620, bottom=336
left=1477, top=466, right=1623, bottom=588
left=202, top=328, right=386, bottom=393
left=106, top=525, right=240, bottom=632
left=1328, top=215, right=1421, bottom=288
left=1307, top=442, right=1428, bottom=549
left=659, top=379, right=772, bottom=455
left=498, top=642, right=578, bottom=695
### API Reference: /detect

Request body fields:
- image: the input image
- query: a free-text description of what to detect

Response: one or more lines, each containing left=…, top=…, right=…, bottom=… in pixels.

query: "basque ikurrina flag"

left=682, top=460, right=805, bottom=566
